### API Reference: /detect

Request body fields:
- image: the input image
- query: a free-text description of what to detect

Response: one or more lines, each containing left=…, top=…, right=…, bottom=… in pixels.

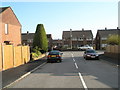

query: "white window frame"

left=5, top=24, right=8, bottom=34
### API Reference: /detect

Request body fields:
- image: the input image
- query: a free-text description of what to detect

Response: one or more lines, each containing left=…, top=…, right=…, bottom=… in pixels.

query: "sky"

left=0, top=1, right=118, bottom=39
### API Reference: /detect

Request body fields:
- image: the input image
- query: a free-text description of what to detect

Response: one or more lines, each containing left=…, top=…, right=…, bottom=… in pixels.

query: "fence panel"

left=114, top=45, right=118, bottom=53
left=106, top=46, right=110, bottom=52
left=0, top=45, right=30, bottom=71
left=27, top=46, right=30, bottom=63
left=118, top=46, right=120, bottom=53
left=106, top=45, right=120, bottom=54
left=14, top=46, right=23, bottom=67
left=0, top=44, right=2, bottom=71
left=22, top=46, right=30, bottom=63
left=3, top=45, right=14, bottom=70
left=111, top=45, right=114, bottom=53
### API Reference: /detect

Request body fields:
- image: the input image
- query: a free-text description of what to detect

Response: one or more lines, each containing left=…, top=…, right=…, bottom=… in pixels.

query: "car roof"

left=86, top=49, right=95, bottom=51
left=50, top=50, right=60, bottom=52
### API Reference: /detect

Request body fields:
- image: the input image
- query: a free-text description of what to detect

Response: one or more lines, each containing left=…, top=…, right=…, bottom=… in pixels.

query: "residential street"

left=7, top=51, right=118, bottom=89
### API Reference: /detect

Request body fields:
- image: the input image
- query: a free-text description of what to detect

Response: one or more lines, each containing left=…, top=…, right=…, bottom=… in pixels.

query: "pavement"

left=2, top=57, right=47, bottom=89
left=99, top=54, right=119, bottom=66
left=2, top=51, right=118, bottom=89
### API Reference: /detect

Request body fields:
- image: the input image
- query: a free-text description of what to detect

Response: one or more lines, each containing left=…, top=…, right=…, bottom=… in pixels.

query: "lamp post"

left=70, top=29, right=72, bottom=49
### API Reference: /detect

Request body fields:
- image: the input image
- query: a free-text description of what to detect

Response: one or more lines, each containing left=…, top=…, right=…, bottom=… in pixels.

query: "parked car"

left=78, top=45, right=93, bottom=50
left=47, top=50, right=63, bottom=63
left=83, top=49, right=99, bottom=60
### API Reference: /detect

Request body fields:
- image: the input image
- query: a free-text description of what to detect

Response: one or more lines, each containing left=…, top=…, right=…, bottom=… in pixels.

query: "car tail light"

left=56, top=55, right=60, bottom=57
left=47, top=55, right=51, bottom=58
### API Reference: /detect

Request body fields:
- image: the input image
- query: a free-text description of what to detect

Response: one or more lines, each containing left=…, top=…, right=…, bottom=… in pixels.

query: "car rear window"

left=86, top=50, right=96, bottom=53
left=49, top=52, right=60, bottom=55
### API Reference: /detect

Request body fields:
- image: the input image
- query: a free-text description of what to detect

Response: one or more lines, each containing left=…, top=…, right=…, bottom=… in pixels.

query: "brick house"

left=46, top=34, right=53, bottom=51
left=95, top=27, right=119, bottom=50
left=0, top=7, right=22, bottom=46
left=22, top=32, right=34, bottom=47
left=52, top=39, right=62, bottom=49
left=21, top=32, right=53, bottom=50
left=62, top=29, right=93, bottom=48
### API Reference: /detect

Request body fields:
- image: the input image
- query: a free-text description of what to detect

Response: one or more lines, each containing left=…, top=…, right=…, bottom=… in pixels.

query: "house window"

left=5, top=24, right=8, bottom=34
left=101, top=38, right=107, bottom=40
left=4, top=41, right=10, bottom=45
left=27, top=39, right=33, bottom=43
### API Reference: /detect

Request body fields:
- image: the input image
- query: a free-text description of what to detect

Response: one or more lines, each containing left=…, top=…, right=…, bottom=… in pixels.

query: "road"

left=7, top=51, right=118, bottom=89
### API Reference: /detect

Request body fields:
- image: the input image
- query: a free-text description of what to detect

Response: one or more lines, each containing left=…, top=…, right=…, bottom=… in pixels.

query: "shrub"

left=31, top=46, right=42, bottom=59
left=107, top=34, right=120, bottom=45
left=33, top=24, right=48, bottom=53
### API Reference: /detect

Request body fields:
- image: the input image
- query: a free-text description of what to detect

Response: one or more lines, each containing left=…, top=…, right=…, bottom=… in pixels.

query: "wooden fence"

left=105, top=45, right=120, bottom=53
left=105, top=45, right=120, bottom=59
left=0, top=44, right=30, bottom=71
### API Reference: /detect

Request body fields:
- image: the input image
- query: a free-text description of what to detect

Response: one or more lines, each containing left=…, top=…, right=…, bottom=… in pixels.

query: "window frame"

left=5, top=24, right=8, bottom=35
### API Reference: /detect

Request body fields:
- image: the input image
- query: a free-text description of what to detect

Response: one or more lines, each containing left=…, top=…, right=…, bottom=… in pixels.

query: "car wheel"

left=85, top=57, right=88, bottom=60
left=59, top=60, right=62, bottom=62
left=96, top=57, right=99, bottom=60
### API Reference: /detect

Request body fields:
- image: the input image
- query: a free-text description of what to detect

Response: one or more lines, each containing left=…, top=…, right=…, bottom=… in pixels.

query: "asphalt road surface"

left=7, top=51, right=118, bottom=89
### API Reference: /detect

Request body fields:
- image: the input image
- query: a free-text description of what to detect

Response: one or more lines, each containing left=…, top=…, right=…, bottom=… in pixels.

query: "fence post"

left=21, top=46, right=23, bottom=65
left=2, top=44, right=4, bottom=70
left=27, top=46, right=30, bottom=62
left=12, top=45, right=15, bottom=67
left=0, top=43, right=3, bottom=71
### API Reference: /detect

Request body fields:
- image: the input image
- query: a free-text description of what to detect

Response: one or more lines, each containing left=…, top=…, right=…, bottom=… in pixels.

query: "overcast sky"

left=1, top=1, right=118, bottom=39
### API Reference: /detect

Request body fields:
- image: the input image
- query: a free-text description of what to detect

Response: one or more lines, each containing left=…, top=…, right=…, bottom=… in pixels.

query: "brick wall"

left=1, top=23, right=21, bottom=46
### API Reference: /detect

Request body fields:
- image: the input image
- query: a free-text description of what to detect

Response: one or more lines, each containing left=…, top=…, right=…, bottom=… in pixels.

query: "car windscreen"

left=49, top=52, right=60, bottom=55
left=86, top=50, right=96, bottom=53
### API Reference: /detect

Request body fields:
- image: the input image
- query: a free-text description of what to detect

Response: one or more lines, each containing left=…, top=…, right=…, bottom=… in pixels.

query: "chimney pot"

left=117, top=27, right=119, bottom=29
left=27, top=31, right=29, bottom=34
left=82, top=28, right=84, bottom=31
left=105, top=27, right=107, bottom=30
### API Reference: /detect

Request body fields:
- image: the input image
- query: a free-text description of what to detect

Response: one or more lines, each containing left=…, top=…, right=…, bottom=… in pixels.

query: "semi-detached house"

left=0, top=7, right=22, bottom=46
left=62, top=29, right=93, bottom=48
left=95, top=27, right=119, bottom=50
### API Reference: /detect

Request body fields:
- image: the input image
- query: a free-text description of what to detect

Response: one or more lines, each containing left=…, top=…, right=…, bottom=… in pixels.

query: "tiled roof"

left=0, top=7, right=9, bottom=14
left=22, top=33, right=34, bottom=40
left=62, top=30, right=93, bottom=39
left=21, top=33, right=52, bottom=40
left=97, top=29, right=119, bottom=38
left=53, top=39, right=62, bottom=41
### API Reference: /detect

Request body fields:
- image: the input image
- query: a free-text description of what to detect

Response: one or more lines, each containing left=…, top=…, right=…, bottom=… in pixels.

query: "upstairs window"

left=5, top=24, right=8, bottom=34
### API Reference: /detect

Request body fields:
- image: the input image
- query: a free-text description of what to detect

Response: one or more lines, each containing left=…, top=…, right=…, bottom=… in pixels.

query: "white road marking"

left=78, top=72, right=88, bottom=90
left=72, top=53, right=75, bottom=62
left=71, top=53, right=88, bottom=90
left=75, top=63, right=78, bottom=69
left=3, top=62, right=46, bottom=89
left=73, top=58, right=75, bottom=62
left=71, top=53, right=74, bottom=57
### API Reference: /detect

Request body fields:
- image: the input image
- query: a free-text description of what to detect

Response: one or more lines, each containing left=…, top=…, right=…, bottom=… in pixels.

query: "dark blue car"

left=83, top=49, right=99, bottom=60
left=47, top=50, right=63, bottom=63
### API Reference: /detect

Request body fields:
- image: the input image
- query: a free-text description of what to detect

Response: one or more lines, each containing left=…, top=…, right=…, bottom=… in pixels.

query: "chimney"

left=82, top=28, right=84, bottom=31
left=70, top=29, right=72, bottom=37
left=117, top=27, right=119, bottom=29
left=105, top=27, right=107, bottom=30
left=27, top=31, right=29, bottom=35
